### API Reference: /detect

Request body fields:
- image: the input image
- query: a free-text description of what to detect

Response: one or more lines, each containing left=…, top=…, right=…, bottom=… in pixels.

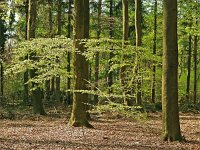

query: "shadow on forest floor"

left=0, top=112, right=199, bottom=150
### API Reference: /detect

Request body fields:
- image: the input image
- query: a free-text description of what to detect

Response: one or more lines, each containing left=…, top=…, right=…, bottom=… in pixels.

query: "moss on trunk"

left=162, top=0, right=182, bottom=141
left=68, top=0, right=93, bottom=128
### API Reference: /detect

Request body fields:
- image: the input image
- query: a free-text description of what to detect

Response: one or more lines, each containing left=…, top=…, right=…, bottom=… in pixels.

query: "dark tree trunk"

left=94, top=0, right=102, bottom=105
left=193, top=36, right=197, bottom=104
left=108, top=0, right=114, bottom=94
left=0, top=13, right=5, bottom=103
left=162, top=0, right=182, bottom=141
left=151, top=0, right=157, bottom=103
left=66, top=0, right=72, bottom=105
left=28, top=0, right=45, bottom=115
left=55, top=0, right=62, bottom=102
left=23, top=0, right=29, bottom=105
left=48, top=0, right=54, bottom=98
left=0, top=63, right=3, bottom=103
left=186, top=35, right=192, bottom=103
left=44, top=0, right=53, bottom=102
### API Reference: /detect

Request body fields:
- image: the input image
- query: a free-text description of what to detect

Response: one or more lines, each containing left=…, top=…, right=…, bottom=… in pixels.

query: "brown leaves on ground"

left=0, top=112, right=199, bottom=150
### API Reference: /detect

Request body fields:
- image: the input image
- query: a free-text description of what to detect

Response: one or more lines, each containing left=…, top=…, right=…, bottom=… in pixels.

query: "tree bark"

left=94, top=0, right=102, bottom=105
left=47, top=0, right=54, bottom=98
left=151, top=0, right=157, bottom=103
left=162, top=0, right=182, bottom=141
left=28, top=0, right=45, bottom=115
left=23, top=0, right=29, bottom=105
left=44, top=0, right=53, bottom=102
left=68, top=0, right=93, bottom=128
left=108, top=0, right=114, bottom=94
left=55, top=0, right=62, bottom=102
left=193, top=36, right=197, bottom=104
left=120, top=0, right=132, bottom=105
left=135, top=0, right=142, bottom=105
left=186, top=35, right=192, bottom=103
left=0, top=7, right=6, bottom=104
left=66, top=0, right=72, bottom=105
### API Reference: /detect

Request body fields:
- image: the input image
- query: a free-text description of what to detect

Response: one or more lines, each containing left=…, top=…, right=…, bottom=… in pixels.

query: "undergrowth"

left=91, top=102, right=148, bottom=122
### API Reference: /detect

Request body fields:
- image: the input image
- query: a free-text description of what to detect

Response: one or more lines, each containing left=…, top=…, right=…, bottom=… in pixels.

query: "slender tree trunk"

left=193, top=36, right=197, bottom=104
left=94, top=0, right=102, bottom=105
left=57, top=0, right=62, bottom=35
left=68, top=0, right=92, bottom=128
left=28, top=0, right=45, bottom=115
left=108, top=0, right=114, bottom=94
left=44, top=0, right=53, bottom=102
left=66, top=0, right=72, bottom=105
left=135, top=0, right=142, bottom=105
left=55, top=0, right=62, bottom=102
left=162, top=0, right=182, bottom=141
left=151, top=0, right=157, bottom=103
left=48, top=0, right=53, bottom=37
left=0, top=63, right=3, bottom=103
left=47, top=0, right=54, bottom=97
left=0, top=7, right=5, bottom=104
left=23, top=0, right=29, bottom=105
left=186, top=35, right=192, bottom=103
left=120, top=0, right=131, bottom=105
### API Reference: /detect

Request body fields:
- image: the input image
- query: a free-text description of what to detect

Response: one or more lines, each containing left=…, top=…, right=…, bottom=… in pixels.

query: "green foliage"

left=5, top=37, right=73, bottom=90
left=85, top=38, right=162, bottom=102
left=179, top=102, right=200, bottom=113
left=92, top=101, right=148, bottom=122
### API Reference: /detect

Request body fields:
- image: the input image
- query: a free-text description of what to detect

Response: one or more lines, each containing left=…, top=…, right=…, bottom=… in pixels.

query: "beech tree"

left=0, top=3, right=6, bottom=103
left=135, top=0, right=142, bottom=105
left=151, top=0, right=157, bottom=103
left=68, top=0, right=92, bottom=128
left=23, top=0, right=29, bottom=104
left=120, top=0, right=131, bottom=105
left=162, top=0, right=182, bottom=141
left=66, top=0, right=72, bottom=105
left=27, top=0, right=45, bottom=115
left=94, top=0, right=102, bottom=105
left=55, top=0, right=62, bottom=101
left=108, top=0, right=114, bottom=94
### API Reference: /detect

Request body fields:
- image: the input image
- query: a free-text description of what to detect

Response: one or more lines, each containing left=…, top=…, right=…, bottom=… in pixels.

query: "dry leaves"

left=0, top=113, right=199, bottom=150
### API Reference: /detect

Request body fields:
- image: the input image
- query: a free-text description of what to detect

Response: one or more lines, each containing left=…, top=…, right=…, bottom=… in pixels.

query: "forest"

left=0, top=0, right=200, bottom=149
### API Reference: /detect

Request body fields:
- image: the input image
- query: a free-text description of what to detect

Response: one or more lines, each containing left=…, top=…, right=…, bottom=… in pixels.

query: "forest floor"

left=0, top=110, right=199, bottom=150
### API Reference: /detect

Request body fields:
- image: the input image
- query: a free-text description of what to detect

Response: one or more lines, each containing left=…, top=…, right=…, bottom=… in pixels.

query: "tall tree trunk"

left=162, top=0, right=182, bottom=141
left=28, top=0, right=45, bottom=115
left=66, top=0, right=72, bottom=105
left=193, top=35, right=197, bottom=104
left=57, top=0, right=62, bottom=35
left=151, top=0, right=157, bottom=103
left=23, top=0, right=29, bottom=105
left=48, top=0, right=53, bottom=37
left=135, top=0, right=142, bottom=105
left=68, top=0, right=92, bottom=128
left=186, top=35, right=192, bottom=103
left=120, top=0, right=131, bottom=105
left=55, top=0, right=62, bottom=102
left=94, top=0, right=102, bottom=105
left=47, top=0, right=54, bottom=97
left=108, top=0, right=114, bottom=94
left=44, top=0, right=53, bottom=102
left=0, top=7, right=5, bottom=104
